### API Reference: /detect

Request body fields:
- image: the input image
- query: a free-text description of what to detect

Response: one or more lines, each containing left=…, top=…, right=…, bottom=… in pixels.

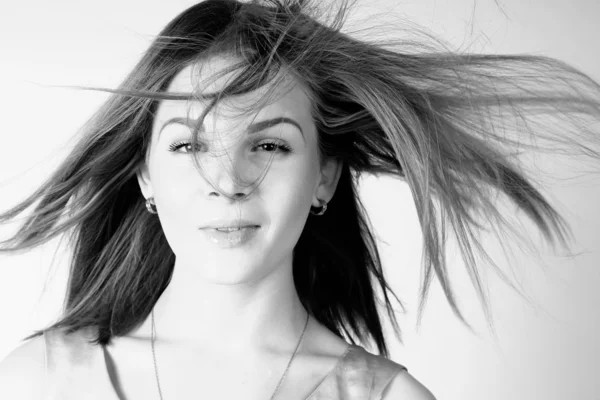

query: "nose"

left=202, top=152, right=255, bottom=200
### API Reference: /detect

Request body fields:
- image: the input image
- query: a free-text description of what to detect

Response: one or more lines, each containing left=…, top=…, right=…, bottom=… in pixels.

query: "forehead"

left=160, top=55, right=313, bottom=120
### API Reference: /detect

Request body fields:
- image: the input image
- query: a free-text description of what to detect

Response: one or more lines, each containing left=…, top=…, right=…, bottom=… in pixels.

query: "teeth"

left=216, top=227, right=242, bottom=232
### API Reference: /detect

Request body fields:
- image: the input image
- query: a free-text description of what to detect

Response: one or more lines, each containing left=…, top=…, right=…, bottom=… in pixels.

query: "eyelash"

left=167, top=140, right=292, bottom=154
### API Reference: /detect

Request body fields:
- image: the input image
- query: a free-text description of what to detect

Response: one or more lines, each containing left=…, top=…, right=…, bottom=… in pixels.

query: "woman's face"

left=137, top=55, right=342, bottom=283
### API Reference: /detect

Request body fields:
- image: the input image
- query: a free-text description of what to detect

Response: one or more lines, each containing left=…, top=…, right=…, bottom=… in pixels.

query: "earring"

left=145, top=197, right=158, bottom=214
left=310, top=198, right=328, bottom=216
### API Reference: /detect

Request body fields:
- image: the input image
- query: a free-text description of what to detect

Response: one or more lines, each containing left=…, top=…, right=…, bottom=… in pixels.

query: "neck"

left=133, top=255, right=310, bottom=355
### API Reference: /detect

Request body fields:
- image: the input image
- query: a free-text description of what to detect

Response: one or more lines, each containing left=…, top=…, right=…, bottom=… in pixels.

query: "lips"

left=204, top=224, right=259, bottom=229
left=201, top=219, right=260, bottom=229
left=201, top=225, right=260, bottom=247
left=213, top=226, right=255, bottom=231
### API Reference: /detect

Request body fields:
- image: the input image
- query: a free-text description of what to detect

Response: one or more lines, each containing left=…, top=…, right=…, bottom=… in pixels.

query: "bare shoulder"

left=381, top=369, right=437, bottom=400
left=0, top=334, right=46, bottom=400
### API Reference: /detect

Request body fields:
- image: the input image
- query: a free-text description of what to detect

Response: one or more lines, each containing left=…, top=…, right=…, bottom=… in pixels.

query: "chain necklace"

left=151, top=309, right=310, bottom=400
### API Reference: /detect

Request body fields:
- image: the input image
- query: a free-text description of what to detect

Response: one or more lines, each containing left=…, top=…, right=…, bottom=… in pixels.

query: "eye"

left=253, top=141, right=292, bottom=153
left=168, top=141, right=201, bottom=153
left=168, top=140, right=292, bottom=154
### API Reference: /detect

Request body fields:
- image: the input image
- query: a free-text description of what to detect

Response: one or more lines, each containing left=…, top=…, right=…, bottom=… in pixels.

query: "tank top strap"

left=308, top=344, right=408, bottom=400
left=43, top=328, right=406, bottom=400
left=43, top=326, right=110, bottom=400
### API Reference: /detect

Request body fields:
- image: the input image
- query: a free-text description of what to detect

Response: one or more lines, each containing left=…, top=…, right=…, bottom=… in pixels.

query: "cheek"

left=266, top=161, right=316, bottom=234
left=148, top=158, right=201, bottom=249
left=152, top=161, right=195, bottom=208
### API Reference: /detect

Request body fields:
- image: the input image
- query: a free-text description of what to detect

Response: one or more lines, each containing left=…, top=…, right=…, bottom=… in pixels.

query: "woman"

left=0, top=0, right=599, bottom=399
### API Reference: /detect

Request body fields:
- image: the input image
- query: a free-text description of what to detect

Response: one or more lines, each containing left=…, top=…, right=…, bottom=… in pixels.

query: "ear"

left=313, top=157, right=343, bottom=207
left=136, top=161, right=153, bottom=200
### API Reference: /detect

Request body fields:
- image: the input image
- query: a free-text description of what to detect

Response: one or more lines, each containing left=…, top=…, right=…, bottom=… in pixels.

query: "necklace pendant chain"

left=151, top=310, right=310, bottom=400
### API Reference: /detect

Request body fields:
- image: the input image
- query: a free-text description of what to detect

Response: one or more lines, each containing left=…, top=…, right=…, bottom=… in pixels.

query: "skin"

left=104, top=55, right=350, bottom=399
left=134, top=54, right=343, bottom=358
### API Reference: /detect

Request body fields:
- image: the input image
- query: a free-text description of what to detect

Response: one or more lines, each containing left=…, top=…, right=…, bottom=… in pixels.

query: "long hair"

left=2, top=0, right=599, bottom=358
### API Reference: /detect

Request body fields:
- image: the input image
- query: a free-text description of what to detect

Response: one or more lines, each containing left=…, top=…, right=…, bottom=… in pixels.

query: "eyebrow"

left=159, top=116, right=305, bottom=142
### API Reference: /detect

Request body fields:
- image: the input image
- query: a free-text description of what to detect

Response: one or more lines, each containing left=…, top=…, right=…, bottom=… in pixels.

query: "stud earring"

left=145, top=197, right=158, bottom=214
left=310, top=198, right=328, bottom=216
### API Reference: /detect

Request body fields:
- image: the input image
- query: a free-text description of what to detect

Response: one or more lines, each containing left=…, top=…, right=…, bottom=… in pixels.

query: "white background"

left=0, top=0, right=599, bottom=399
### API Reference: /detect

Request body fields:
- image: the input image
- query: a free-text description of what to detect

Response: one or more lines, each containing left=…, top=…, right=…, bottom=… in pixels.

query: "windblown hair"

left=2, top=0, right=599, bottom=358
